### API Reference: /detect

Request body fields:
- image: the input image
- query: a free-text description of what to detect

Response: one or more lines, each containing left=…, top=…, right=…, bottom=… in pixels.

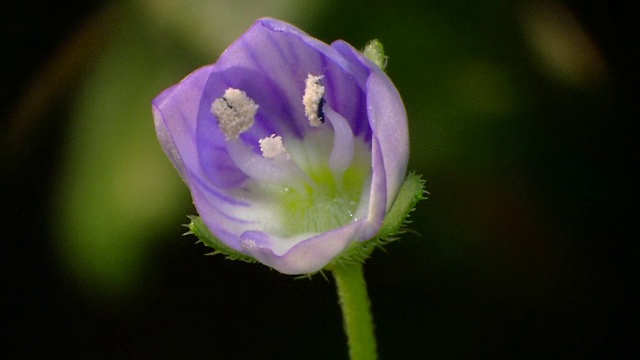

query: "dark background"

left=2, top=0, right=636, bottom=358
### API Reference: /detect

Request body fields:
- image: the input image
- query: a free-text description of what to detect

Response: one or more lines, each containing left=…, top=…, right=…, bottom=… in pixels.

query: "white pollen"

left=303, top=74, right=325, bottom=127
left=259, top=134, right=289, bottom=159
left=211, top=88, right=259, bottom=140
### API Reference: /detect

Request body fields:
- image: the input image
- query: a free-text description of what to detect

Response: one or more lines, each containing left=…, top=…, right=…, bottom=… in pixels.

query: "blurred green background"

left=2, top=0, right=635, bottom=358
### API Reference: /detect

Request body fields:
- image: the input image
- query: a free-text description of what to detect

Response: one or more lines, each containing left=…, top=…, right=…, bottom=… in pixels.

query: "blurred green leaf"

left=53, top=4, right=194, bottom=298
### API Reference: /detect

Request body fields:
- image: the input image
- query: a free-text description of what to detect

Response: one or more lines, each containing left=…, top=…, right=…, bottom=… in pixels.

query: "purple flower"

left=152, top=18, right=408, bottom=275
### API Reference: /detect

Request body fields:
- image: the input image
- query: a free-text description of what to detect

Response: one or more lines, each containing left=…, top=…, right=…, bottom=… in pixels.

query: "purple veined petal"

left=195, top=67, right=299, bottom=188
left=213, top=18, right=373, bottom=139
left=330, top=40, right=380, bottom=139
left=212, top=20, right=325, bottom=138
left=153, top=65, right=215, bottom=180
left=330, top=40, right=372, bottom=86
left=189, top=181, right=255, bottom=251
left=366, top=71, right=409, bottom=209
left=332, top=40, right=409, bottom=210
left=321, top=57, right=371, bottom=139
left=213, top=67, right=302, bottom=140
left=152, top=67, right=263, bottom=250
left=152, top=64, right=254, bottom=192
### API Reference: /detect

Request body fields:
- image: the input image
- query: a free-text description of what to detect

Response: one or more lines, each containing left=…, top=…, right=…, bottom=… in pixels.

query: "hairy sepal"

left=326, top=172, right=426, bottom=269
left=186, top=216, right=257, bottom=263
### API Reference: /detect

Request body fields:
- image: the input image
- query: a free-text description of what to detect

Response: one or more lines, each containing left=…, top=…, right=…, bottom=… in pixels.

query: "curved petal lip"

left=240, top=218, right=370, bottom=275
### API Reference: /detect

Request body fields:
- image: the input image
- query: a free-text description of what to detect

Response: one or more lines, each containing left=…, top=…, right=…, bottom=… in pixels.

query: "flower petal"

left=362, top=136, right=388, bottom=239
left=153, top=66, right=261, bottom=251
left=153, top=65, right=214, bottom=179
left=331, top=41, right=409, bottom=209
left=215, top=19, right=374, bottom=138
left=239, top=220, right=368, bottom=274
left=366, top=69, right=410, bottom=209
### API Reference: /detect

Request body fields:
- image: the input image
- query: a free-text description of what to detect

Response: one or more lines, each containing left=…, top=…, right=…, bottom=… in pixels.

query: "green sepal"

left=326, top=172, right=426, bottom=269
left=362, top=39, right=388, bottom=71
left=185, top=215, right=256, bottom=263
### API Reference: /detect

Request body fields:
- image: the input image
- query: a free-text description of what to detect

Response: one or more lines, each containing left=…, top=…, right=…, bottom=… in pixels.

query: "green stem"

left=331, top=262, right=377, bottom=360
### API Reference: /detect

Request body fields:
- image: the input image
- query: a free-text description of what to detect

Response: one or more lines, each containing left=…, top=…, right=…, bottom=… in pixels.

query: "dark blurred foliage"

left=2, top=0, right=636, bottom=358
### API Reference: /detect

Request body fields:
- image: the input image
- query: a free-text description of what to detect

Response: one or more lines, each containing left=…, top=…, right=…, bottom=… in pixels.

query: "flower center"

left=259, top=129, right=370, bottom=237
left=211, top=75, right=371, bottom=239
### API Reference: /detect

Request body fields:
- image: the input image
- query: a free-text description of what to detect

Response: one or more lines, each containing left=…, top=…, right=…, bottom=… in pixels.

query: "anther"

left=303, top=74, right=325, bottom=127
left=211, top=88, right=259, bottom=140
left=259, top=134, right=289, bottom=160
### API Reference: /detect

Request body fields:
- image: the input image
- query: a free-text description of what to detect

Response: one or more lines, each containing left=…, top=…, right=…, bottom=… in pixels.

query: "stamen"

left=303, top=74, right=325, bottom=127
left=211, top=88, right=259, bottom=140
left=259, top=134, right=289, bottom=160
left=323, top=106, right=355, bottom=176
left=226, top=140, right=316, bottom=192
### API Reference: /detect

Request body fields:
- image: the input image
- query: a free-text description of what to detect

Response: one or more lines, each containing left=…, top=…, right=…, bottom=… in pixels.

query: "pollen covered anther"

left=259, top=134, right=289, bottom=159
left=211, top=88, right=259, bottom=140
left=303, top=74, right=325, bottom=127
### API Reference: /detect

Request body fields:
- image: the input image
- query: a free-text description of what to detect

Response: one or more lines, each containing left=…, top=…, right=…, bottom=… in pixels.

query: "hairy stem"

left=331, top=262, right=377, bottom=360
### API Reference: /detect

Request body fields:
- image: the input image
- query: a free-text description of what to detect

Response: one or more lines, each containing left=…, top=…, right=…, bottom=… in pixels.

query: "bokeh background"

left=2, top=0, right=635, bottom=358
